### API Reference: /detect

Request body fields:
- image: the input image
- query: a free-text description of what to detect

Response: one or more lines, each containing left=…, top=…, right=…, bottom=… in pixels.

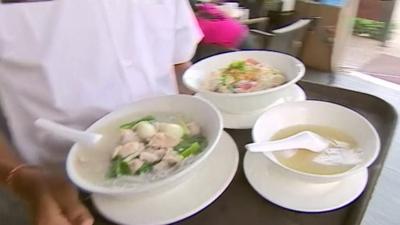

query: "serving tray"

left=89, top=81, right=397, bottom=225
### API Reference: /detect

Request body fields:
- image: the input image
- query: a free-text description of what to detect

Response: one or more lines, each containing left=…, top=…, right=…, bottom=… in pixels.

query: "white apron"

left=0, top=0, right=202, bottom=167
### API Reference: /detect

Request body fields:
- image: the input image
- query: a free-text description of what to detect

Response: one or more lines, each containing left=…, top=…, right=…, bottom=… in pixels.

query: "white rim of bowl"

left=66, top=95, right=224, bottom=195
left=251, top=100, right=381, bottom=179
left=183, top=50, right=306, bottom=97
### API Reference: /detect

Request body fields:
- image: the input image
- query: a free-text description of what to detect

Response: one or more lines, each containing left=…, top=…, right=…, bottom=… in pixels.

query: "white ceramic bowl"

left=252, top=100, right=380, bottom=183
left=66, top=95, right=223, bottom=196
left=183, top=50, right=305, bottom=114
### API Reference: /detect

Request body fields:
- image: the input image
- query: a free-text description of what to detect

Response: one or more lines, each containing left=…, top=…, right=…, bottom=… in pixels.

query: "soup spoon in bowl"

left=245, top=131, right=362, bottom=166
left=245, top=131, right=333, bottom=153
left=34, top=118, right=102, bottom=146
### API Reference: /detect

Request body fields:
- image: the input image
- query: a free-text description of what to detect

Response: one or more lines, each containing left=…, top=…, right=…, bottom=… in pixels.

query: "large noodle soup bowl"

left=183, top=50, right=305, bottom=114
left=66, top=95, right=223, bottom=196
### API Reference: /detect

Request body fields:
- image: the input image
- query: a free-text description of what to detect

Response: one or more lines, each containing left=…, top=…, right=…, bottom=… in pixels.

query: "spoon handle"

left=34, top=118, right=102, bottom=145
left=245, top=139, right=301, bottom=153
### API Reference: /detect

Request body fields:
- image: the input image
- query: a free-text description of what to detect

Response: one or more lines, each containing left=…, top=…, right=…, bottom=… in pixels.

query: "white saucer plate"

left=243, top=151, right=368, bottom=212
left=197, top=84, right=306, bottom=129
left=92, top=131, right=239, bottom=225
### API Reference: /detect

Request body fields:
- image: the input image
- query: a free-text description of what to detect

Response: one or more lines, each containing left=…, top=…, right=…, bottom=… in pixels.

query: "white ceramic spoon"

left=246, top=131, right=362, bottom=165
left=245, top=131, right=332, bottom=153
left=34, top=118, right=102, bottom=146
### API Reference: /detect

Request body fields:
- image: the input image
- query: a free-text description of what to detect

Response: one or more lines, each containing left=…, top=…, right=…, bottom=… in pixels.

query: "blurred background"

left=192, top=0, right=400, bottom=85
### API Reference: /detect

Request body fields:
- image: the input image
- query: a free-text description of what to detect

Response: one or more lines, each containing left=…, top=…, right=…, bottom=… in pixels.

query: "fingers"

left=34, top=194, right=72, bottom=225
left=33, top=188, right=93, bottom=225
left=43, top=174, right=94, bottom=225
left=62, top=202, right=94, bottom=225
left=13, top=171, right=93, bottom=225
left=36, top=209, right=71, bottom=225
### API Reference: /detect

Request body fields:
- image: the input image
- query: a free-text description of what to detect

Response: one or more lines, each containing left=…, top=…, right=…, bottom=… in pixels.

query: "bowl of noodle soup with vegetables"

left=183, top=51, right=305, bottom=114
left=66, top=95, right=223, bottom=196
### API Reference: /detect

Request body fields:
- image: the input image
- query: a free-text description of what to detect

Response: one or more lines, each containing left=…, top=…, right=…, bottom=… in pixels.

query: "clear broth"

left=271, top=125, right=358, bottom=175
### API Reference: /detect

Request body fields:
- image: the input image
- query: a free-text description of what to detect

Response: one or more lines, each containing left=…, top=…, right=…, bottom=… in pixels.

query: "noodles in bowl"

left=204, top=58, right=286, bottom=93
left=183, top=51, right=305, bottom=114
left=66, top=95, right=223, bottom=196
left=75, top=115, right=207, bottom=190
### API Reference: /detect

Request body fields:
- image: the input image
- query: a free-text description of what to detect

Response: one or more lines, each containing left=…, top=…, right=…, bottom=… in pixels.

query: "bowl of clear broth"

left=251, top=100, right=380, bottom=183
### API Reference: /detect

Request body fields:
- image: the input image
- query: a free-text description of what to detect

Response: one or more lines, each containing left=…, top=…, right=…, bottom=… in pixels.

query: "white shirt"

left=0, top=0, right=202, bottom=168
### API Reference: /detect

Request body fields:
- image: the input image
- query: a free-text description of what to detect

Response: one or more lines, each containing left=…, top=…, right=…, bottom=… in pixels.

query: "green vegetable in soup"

left=135, top=162, right=153, bottom=175
left=227, top=60, right=246, bottom=71
left=107, top=156, right=132, bottom=178
left=175, top=135, right=207, bottom=154
left=219, top=74, right=228, bottom=85
left=227, top=85, right=235, bottom=93
left=108, top=118, right=207, bottom=179
left=119, top=115, right=155, bottom=129
left=180, top=142, right=201, bottom=158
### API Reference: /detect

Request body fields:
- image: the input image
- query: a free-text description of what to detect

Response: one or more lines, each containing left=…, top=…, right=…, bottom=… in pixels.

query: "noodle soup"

left=74, top=115, right=208, bottom=189
left=204, top=58, right=286, bottom=93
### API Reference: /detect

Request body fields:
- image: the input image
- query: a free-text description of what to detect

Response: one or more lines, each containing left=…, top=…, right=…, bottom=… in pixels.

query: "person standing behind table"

left=0, top=1, right=203, bottom=225
left=191, top=1, right=250, bottom=49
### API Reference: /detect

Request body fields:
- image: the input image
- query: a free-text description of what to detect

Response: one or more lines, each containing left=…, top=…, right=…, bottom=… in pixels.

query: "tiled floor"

left=338, top=36, right=400, bottom=71
left=337, top=2, right=400, bottom=85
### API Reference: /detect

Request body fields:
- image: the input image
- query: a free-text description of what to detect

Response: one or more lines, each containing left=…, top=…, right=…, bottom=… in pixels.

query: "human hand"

left=174, top=62, right=195, bottom=95
left=10, top=167, right=94, bottom=225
